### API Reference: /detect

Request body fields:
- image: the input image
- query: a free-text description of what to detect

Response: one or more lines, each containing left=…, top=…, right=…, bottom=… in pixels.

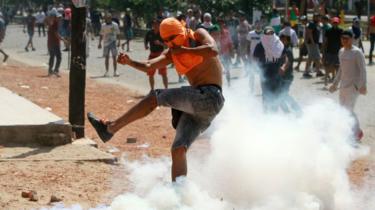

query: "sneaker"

left=303, top=72, right=312, bottom=78
left=103, top=72, right=109, bottom=77
left=113, top=73, right=120, bottom=77
left=25, top=47, right=29, bottom=52
left=87, top=112, right=113, bottom=142
left=54, top=72, right=61, bottom=77
left=32, top=48, right=36, bottom=51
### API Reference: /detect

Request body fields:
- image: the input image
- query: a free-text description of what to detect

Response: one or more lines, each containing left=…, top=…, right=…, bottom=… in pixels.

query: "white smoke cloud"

left=106, top=78, right=373, bottom=210
left=42, top=77, right=374, bottom=210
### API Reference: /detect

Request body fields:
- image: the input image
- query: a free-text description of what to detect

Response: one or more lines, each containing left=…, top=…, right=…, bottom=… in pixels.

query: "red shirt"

left=48, top=19, right=60, bottom=48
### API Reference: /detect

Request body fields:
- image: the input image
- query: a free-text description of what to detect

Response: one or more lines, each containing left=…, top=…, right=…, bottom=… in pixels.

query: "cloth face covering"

left=160, top=18, right=203, bottom=75
left=261, top=33, right=284, bottom=62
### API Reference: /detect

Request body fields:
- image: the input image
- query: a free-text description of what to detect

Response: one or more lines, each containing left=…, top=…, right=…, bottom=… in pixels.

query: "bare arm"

left=118, top=50, right=172, bottom=73
left=279, top=53, right=289, bottom=75
left=170, top=28, right=219, bottom=57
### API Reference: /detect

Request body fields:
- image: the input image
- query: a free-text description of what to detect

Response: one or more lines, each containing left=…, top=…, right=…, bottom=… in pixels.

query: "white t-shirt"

left=100, top=22, right=120, bottom=47
left=35, top=12, right=46, bottom=24
left=279, top=27, right=299, bottom=47
left=247, top=30, right=262, bottom=58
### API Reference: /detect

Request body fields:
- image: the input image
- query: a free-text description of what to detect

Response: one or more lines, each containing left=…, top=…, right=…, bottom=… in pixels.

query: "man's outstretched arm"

left=118, top=50, right=172, bottom=73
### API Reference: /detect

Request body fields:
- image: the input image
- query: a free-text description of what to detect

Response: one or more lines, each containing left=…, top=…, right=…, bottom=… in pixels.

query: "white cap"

left=203, top=12, right=211, bottom=19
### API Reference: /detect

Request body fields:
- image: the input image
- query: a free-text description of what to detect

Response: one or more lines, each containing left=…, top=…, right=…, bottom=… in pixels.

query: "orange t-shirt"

left=170, top=33, right=204, bottom=75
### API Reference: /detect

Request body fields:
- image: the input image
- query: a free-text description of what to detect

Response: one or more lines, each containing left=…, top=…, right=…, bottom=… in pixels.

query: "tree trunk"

left=69, top=6, right=86, bottom=139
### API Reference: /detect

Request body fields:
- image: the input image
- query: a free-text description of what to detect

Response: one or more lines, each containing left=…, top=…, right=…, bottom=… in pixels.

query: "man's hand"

left=328, top=85, right=337, bottom=93
left=98, top=43, right=102, bottom=49
left=117, top=53, right=130, bottom=65
left=359, top=86, right=367, bottom=95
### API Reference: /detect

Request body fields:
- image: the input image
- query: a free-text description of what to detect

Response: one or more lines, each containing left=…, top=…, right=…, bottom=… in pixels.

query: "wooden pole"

left=69, top=4, right=86, bottom=138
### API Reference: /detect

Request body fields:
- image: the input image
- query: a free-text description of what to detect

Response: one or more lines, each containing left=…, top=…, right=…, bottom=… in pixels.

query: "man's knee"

left=144, top=90, right=158, bottom=108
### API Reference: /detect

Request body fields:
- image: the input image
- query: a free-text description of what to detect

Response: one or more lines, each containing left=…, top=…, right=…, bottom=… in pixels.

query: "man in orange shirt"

left=88, top=17, right=224, bottom=182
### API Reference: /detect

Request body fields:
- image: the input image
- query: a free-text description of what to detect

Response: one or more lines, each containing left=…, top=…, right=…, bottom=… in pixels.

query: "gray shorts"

left=103, top=42, right=118, bottom=57
left=307, top=43, right=320, bottom=61
left=154, top=85, right=224, bottom=150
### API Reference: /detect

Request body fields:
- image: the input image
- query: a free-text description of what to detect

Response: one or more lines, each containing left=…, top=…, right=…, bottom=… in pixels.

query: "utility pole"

left=69, top=2, right=86, bottom=138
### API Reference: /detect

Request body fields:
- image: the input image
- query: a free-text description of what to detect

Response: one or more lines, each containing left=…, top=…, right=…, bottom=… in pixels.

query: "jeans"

left=154, top=85, right=224, bottom=149
left=369, top=34, right=375, bottom=63
left=48, top=45, right=61, bottom=74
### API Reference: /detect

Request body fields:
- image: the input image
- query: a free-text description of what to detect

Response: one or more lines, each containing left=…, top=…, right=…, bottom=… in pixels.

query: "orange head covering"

left=160, top=18, right=203, bottom=75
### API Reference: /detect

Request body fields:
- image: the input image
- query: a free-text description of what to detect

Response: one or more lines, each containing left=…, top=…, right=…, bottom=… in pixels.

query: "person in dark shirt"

left=279, top=34, right=301, bottom=115
left=122, top=8, right=133, bottom=52
left=91, top=9, right=102, bottom=36
left=322, top=17, right=343, bottom=86
left=144, top=19, right=168, bottom=90
left=253, top=27, right=286, bottom=113
left=304, top=13, right=323, bottom=78
left=23, top=9, right=36, bottom=51
left=0, top=12, right=9, bottom=63
left=47, top=10, right=62, bottom=77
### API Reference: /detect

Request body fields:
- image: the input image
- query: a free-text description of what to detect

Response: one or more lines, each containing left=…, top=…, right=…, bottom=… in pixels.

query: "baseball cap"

left=264, top=26, right=274, bottom=34
left=341, top=30, right=353, bottom=38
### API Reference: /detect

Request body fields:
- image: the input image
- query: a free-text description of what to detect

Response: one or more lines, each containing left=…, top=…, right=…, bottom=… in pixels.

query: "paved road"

left=1, top=24, right=375, bottom=147
left=1, top=25, right=191, bottom=93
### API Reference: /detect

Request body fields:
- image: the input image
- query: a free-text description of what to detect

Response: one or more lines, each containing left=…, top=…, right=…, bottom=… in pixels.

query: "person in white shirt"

left=279, top=21, right=299, bottom=47
left=98, top=14, right=120, bottom=77
left=35, top=10, right=46, bottom=37
left=329, top=30, right=367, bottom=141
left=247, top=21, right=262, bottom=60
left=246, top=21, right=262, bottom=92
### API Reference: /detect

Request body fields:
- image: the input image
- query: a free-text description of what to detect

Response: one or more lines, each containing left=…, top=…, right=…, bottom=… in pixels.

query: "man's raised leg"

left=107, top=92, right=158, bottom=134
left=88, top=92, right=158, bottom=142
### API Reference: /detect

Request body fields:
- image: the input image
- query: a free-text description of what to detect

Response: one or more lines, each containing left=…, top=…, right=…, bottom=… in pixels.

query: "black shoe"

left=303, top=72, right=312, bottom=78
left=316, top=71, right=324, bottom=77
left=87, top=112, right=113, bottom=142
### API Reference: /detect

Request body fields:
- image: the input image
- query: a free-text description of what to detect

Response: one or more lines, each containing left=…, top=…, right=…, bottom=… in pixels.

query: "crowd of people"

left=0, top=3, right=370, bottom=183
